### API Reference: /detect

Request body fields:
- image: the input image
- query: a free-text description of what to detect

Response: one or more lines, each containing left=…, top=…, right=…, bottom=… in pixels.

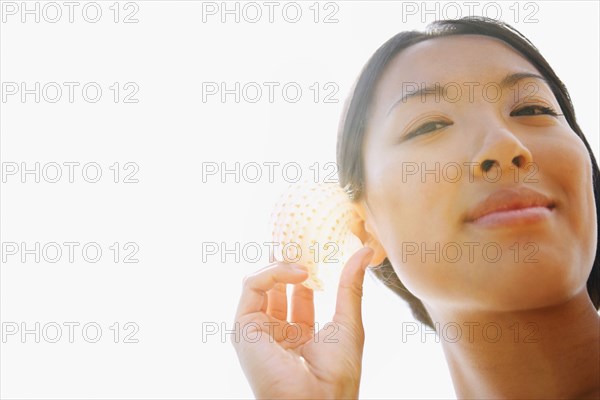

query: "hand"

left=232, top=247, right=374, bottom=399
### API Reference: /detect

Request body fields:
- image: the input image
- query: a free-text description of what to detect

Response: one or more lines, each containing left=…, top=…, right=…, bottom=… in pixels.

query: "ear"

left=348, top=201, right=388, bottom=266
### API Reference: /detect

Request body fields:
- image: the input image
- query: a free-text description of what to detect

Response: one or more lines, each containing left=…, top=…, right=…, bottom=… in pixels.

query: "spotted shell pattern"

left=269, top=181, right=361, bottom=291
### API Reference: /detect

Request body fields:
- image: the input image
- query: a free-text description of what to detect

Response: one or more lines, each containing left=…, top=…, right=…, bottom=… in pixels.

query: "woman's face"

left=361, top=35, right=597, bottom=313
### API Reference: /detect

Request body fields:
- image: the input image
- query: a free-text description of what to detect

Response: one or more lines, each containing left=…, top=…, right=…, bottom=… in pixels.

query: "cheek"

left=364, top=149, right=463, bottom=272
left=543, top=132, right=598, bottom=273
left=364, top=135, right=466, bottom=233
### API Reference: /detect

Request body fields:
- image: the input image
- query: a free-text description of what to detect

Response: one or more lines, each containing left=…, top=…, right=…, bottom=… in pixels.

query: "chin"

left=472, top=257, right=589, bottom=312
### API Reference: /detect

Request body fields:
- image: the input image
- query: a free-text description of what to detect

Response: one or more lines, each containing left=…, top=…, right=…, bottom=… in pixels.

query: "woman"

left=232, top=17, right=600, bottom=399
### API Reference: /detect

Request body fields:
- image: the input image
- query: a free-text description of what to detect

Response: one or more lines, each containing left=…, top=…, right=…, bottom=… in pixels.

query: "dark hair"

left=336, top=17, right=600, bottom=329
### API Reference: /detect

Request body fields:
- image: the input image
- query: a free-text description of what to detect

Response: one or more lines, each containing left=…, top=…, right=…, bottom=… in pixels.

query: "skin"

left=233, top=35, right=600, bottom=399
left=233, top=248, right=374, bottom=399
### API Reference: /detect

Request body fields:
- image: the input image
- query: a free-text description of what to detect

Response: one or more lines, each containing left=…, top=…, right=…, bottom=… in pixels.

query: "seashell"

left=269, top=181, right=362, bottom=290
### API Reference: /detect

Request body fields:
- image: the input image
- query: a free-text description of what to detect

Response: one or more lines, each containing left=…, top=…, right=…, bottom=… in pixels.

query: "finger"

left=260, top=260, right=280, bottom=314
left=266, top=282, right=288, bottom=321
left=332, top=247, right=374, bottom=328
left=257, top=265, right=280, bottom=314
left=235, top=263, right=308, bottom=321
left=264, top=250, right=288, bottom=319
left=290, top=283, right=314, bottom=329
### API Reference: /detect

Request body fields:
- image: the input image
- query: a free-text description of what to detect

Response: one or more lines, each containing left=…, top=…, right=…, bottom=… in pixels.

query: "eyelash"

left=406, top=120, right=453, bottom=138
left=406, top=105, right=563, bottom=139
left=509, top=104, right=562, bottom=117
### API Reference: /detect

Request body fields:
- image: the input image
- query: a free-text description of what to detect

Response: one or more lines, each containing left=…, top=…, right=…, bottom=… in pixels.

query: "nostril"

left=512, top=156, right=524, bottom=168
left=481, top=159, right=496, bottom=172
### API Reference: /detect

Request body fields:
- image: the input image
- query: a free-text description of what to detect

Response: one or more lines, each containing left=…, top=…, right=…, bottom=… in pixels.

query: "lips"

left=465, top=187, right=556, bottom=223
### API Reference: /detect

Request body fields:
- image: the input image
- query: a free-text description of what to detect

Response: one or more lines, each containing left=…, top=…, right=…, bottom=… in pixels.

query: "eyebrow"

left=385, top=72, right=549, bottom=117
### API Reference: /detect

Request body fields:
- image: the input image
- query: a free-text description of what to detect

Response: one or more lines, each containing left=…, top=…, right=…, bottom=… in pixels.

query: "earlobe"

left=349, top=201, right=388, bottom=265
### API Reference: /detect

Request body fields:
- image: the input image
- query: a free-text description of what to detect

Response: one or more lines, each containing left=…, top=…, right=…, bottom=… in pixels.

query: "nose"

left=470, top=127, right=534, bottom=180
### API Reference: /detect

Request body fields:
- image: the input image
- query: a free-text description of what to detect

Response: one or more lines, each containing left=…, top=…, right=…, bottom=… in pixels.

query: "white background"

left=1, top=1, right=598, bottom=399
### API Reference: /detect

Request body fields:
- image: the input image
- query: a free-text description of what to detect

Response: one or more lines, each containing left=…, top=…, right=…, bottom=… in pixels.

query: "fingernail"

left=291, top=264, right=308, bottom=274
left=361, top=247, right=374, bottom=267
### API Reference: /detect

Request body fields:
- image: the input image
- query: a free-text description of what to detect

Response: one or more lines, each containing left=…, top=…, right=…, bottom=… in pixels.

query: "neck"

left=428, top=290, right=600, bottom=399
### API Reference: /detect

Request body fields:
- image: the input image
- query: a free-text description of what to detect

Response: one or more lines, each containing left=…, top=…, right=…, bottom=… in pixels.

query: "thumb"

left=332, top=247, right=374, bottom=329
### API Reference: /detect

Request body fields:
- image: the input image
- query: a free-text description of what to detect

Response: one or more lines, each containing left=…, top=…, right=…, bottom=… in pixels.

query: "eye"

left=406, top=120, right=453, bottom=138
left=510, top=105, right=561, bottom=117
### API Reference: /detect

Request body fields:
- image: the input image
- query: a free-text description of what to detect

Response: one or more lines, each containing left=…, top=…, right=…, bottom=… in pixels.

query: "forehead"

left=371, top=35, right=540, bottom=113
